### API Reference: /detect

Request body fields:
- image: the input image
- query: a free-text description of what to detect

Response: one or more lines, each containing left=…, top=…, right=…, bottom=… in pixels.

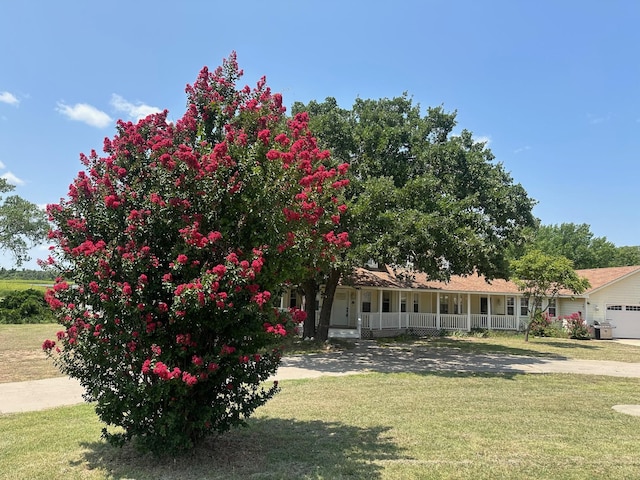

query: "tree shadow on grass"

left=278, top=341, right=570, bottom=379
left=541, top=340, right=599, bottom=350
left=76, top=417, right=406, bottom=479
left=394, top=337, right=568, bottom=358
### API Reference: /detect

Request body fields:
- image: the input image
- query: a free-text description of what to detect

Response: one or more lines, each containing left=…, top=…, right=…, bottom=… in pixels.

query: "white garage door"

left=605, top=305, right=640, bottom=339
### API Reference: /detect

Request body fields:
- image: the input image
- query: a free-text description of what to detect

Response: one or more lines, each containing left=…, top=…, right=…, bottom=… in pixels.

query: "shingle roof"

left=348, top=264, right=640, bottom=296
left=575, top=265, right=640, bottom=294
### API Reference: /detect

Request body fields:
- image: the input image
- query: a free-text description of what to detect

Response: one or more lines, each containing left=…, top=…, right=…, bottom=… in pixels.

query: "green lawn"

left=377, top=334, right=640, bottom=363
left=1, top=373, right=640, bottom=479
left=3, top=325, right=640, bottom=384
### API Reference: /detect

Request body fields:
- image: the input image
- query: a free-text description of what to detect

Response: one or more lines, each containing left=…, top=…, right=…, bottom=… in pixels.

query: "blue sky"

left=1, top=0, right=639, bottom=268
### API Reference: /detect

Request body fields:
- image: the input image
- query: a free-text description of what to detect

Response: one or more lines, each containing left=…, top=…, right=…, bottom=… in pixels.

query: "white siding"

left=557, top=298, right=588, bottom=320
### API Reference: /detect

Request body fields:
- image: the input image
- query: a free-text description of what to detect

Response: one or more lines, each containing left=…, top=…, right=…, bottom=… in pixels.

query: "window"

left=507, top=297, right=515, bottom=316
left=453, top=295, right=461, bottom=314
left=289, top=291, right=297, bottom=308
left=626, top=305, right=640, bottom=312
left=362, top=291, right=371, bottom=313
left=607, top=305, right=622, bottom=311
left=413, top=296, right=419, bottom=313
left=480, top=297, right=488, bottom=315
left=400, top=294, right=407, bottom=313
left=382, top=292, right=390, bottom=313
left=440, top=294, right=449, bottom=314
left=520, top=298, right=529, bottom=316
left=534, top=299, right=542, bottom=312
left=547, top=299, right=556, bottom=318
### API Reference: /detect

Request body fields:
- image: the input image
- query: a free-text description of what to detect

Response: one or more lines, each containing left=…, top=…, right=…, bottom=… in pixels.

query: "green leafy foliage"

left=0, top=288, right=55, bottom=324
left=293, top=95, right=537, bottom=339
left=561, top=312, right=591, bottom=340
left=42, top=53, right=349, bottom=455
left=0, top=178, right=48, bottom=267
left=511, top=250, right=590, bottom=341
left=525, top=222, right=640, bottom=269
left=528, top=312, right=565, bottom=338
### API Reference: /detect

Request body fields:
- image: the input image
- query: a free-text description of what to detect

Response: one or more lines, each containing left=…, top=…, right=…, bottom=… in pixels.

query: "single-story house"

left=283, top=264, right=640, bottom=339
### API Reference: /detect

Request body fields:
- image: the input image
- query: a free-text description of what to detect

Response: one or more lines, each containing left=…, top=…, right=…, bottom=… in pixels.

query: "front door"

left=331, top=291, right=350, bottom=327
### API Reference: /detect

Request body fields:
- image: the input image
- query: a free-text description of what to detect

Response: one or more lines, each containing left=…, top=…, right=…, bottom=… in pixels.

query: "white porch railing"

left=361, top=312, right=520, bottom=332
left=470, top=314, right=519, bottom=330
left=439, top=314, right=468, bottom=330
left=407, top=313, right=437, bottom=328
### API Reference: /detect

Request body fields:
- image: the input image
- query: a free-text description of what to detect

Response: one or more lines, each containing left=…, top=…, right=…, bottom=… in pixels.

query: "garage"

left=605, top=305, right=640, bottom=338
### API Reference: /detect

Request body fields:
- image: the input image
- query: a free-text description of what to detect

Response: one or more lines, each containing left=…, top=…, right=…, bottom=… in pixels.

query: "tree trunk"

left=524, top=316, right=532, bottom=342
left=301, top=279, right=318, bottom=339
left=316, top=268, right=341, bottom=342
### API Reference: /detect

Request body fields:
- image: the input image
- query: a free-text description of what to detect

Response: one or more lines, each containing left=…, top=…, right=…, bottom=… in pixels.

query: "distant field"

left=0, top=279, right=52, bottom=295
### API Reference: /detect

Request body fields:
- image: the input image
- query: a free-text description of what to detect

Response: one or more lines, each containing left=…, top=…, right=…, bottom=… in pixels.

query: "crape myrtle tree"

left=42, top=53, right=350, bottom=454
left=292, top=96, right=537, bottom=341
left=0, top=177, right=48, bottom=266
left=510, top=249, right=590, bottom=342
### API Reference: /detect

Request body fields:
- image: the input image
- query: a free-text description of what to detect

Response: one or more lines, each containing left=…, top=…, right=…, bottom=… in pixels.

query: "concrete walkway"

left=2, top=340, right=640, bottom=415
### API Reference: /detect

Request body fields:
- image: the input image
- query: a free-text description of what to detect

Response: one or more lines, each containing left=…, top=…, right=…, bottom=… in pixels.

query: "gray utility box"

left=594, top=322, right=614, bottom=340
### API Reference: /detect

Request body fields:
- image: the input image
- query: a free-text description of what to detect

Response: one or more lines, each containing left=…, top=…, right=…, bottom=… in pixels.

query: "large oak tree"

left=293, top=95, right=537, bottom=341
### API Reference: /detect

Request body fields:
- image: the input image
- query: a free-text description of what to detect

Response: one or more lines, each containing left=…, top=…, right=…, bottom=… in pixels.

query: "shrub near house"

left=561, top=312, right=591, bottom=340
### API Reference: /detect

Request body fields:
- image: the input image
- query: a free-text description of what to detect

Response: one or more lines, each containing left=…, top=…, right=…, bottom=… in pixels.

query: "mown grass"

left=2, top=373, right=640, bottom=479
left=377, top=333, right=640, bottom=363
left=3, top=325, right=640, bottom=384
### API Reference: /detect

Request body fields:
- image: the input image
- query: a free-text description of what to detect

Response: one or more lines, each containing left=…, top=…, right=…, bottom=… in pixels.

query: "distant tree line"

left=0, top=268, right=56, bottom=281
left=523, top=222, right=640, bottom=269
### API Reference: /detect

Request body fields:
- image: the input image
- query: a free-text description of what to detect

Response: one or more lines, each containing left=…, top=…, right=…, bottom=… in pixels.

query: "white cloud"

left=1, top=171, right=25, bottom=186
left=587, top=113, right=611, bottom=125
left=514, top=145, right=532, bottom=154
left=0, top=160, right=5, bottom=169
left=111, top=94, right=162, bottom=121
left=56, top=102, right=113, bottom=128
left=475, top=135, right=491, bottom=146
left=0, top=91, right=19, bottom=106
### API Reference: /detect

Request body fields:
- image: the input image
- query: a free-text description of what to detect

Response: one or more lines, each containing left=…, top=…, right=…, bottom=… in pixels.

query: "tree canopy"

left=524, top=222, right=640, bottom=269
left=510, top=249, right=590, bottom=341
left=292, top=95, right=537, bottom=340
left=527, top=223, right=617, bottom=269
left=0, top=178, right=48, bottom=266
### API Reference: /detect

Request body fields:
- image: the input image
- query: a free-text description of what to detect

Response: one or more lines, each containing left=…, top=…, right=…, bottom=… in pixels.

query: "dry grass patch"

left=0, top=324, right=62, bottom=383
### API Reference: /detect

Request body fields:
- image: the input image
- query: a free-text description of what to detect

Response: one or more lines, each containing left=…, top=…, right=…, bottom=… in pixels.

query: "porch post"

left=398, top=291, right=402, bottom=329
left=356, top=288, right=361, bottom=330
left=436, top=293, right=441, bottom=329
left=378, top=288, right=383, bottom=330
left=467, top=293, right=471, bottom=332
left=488, top=295, right=492, bottom=331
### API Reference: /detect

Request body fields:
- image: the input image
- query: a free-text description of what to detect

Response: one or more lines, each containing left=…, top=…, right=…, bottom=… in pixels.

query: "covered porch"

left=354, top=287, right=526, bottom=337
